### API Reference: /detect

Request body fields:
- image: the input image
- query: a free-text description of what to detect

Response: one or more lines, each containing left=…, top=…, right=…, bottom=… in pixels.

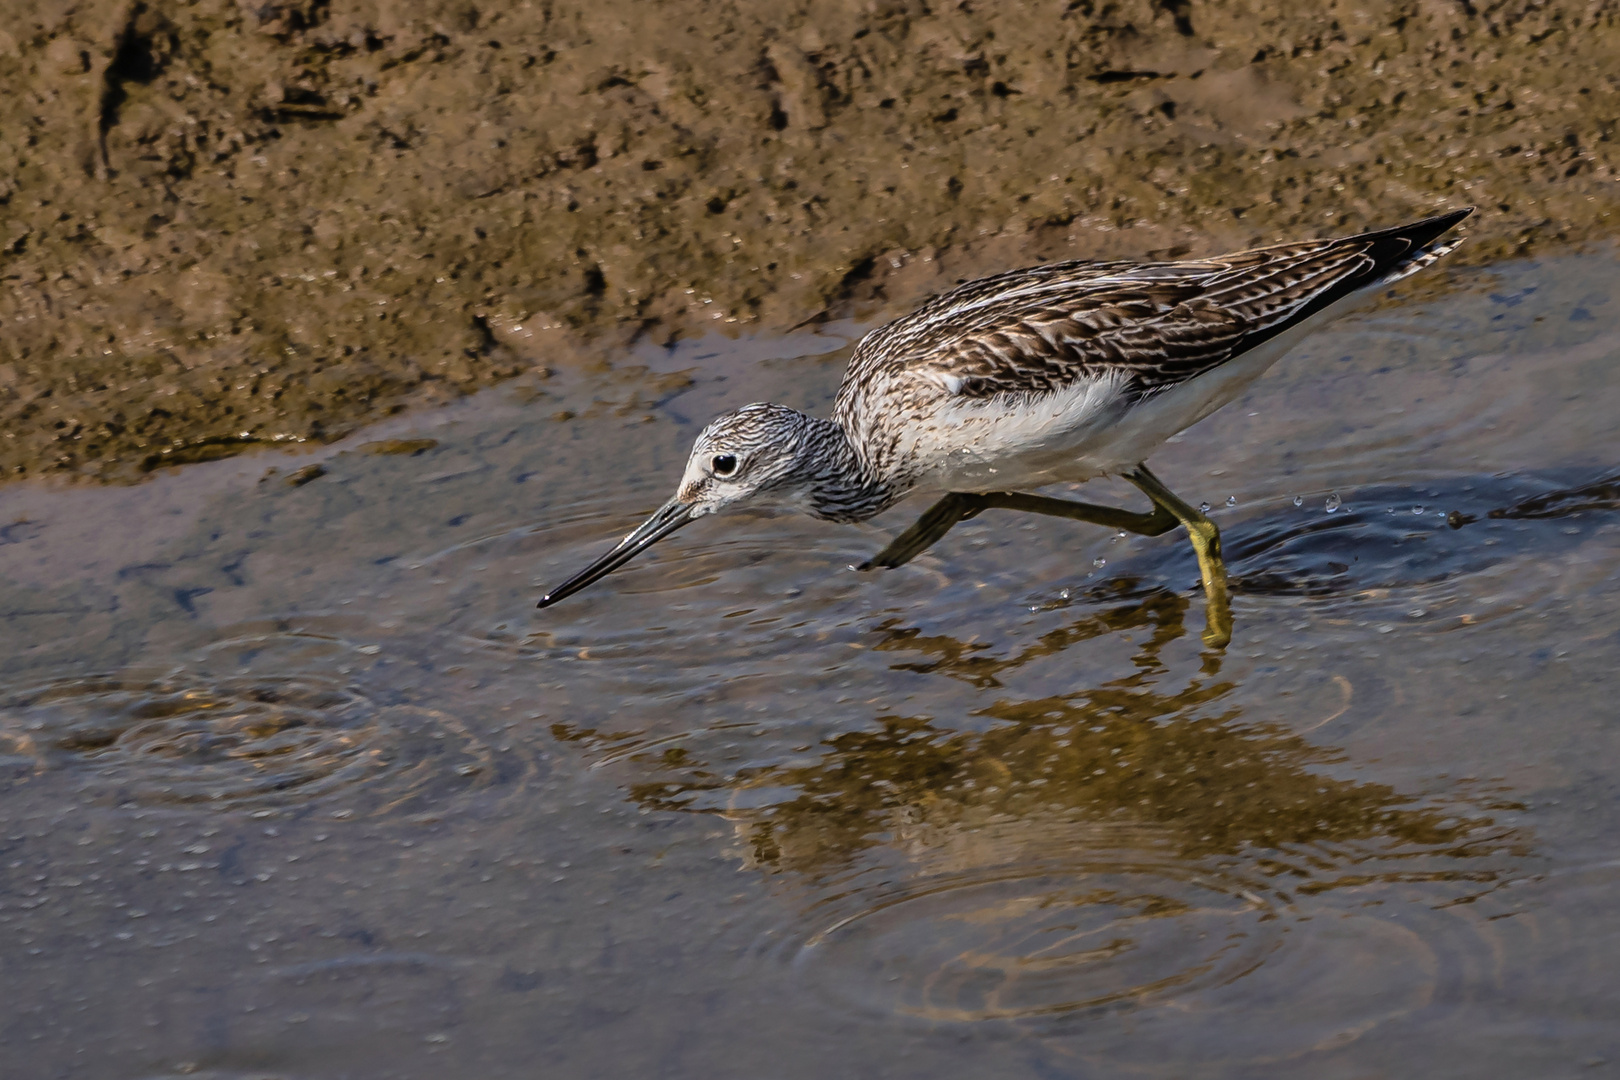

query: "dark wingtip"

left=1352, top=207, right=1474, bottom=249
left=1391, top=207, right=1474, bottom=245
left=1345, top=207, right=1475, bottom=285
left=536, top=595, right=556, bottom=609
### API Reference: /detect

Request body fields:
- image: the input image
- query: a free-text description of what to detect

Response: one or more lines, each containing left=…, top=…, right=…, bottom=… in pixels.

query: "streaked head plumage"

left=676, top=402, right=818, bottom=516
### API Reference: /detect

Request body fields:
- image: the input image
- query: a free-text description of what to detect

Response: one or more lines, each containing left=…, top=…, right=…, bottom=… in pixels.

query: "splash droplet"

left=1292, top=495, right=1304, bottom=507
left=1412, top=505, right=1426, bottom=516
left=1225, top=495, right=1237, bottom=507
left=1199, top=502, right=1211, bottom=513
left=1325, top=493, right=1342, bottom=513
left=1093, top=557, right=1107, bottom=568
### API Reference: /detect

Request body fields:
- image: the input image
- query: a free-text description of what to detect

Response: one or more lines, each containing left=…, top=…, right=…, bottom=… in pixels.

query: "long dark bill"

left=537, top=500, right=696, bottom=608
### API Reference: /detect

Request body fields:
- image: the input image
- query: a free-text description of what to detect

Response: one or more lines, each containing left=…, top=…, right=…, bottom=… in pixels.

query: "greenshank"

left=539, top=209, right=1473, bottom=646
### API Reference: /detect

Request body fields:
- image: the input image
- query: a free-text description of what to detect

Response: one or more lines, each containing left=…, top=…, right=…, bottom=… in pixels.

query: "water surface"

left=3, top=253, right=1620, bottom=1078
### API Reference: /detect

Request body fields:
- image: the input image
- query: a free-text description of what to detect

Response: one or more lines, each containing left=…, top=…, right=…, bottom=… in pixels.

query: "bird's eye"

left=712, top=454, right=738, bottom=477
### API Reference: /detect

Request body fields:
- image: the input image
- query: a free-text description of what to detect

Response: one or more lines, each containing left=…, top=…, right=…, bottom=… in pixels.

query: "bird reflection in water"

left=614, top=581, right=1518, bottom=882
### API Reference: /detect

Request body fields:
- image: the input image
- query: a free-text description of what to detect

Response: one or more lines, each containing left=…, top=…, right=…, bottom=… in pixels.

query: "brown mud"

left=3, top=0, right=1619, bottom=482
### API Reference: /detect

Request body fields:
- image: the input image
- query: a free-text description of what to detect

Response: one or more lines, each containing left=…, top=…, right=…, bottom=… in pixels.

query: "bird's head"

left=538, top=403, right=819, bottom=607
left=674, top=402, right=823, bottom=517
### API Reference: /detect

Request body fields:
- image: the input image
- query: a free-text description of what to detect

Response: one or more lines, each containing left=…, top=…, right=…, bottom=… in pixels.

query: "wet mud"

left=4, top=0, right=1620, bottom=481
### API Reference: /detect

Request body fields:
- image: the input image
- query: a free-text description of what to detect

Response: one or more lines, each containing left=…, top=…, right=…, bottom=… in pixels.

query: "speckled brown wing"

left=840, top=211, right=1471, bottom=407
left=902, top=274, right=1254, bottom=399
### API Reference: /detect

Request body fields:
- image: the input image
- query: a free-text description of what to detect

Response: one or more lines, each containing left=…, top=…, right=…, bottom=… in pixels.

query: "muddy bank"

left=3, top=0, right=1618, bottom=482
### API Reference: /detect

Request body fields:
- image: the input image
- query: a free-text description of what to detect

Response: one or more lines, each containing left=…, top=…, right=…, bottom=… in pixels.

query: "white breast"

left=904, top=371, right=1130, bottom=492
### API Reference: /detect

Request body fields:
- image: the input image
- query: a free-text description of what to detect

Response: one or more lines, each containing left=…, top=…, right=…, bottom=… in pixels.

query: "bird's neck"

left=796, top=415, right=896, bottom=523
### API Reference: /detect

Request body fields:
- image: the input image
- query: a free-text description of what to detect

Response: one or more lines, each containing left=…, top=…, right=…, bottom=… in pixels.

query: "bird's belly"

left=904, top=379, right=1135, bottom=493
left=905, top=290, right=1369, bottom=495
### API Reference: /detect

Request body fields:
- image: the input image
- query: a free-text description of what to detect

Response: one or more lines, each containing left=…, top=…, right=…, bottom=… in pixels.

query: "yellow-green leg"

left=1122, top=464, right=1232, bottom=649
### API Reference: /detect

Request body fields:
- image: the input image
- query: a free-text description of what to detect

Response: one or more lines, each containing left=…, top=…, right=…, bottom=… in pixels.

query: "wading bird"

left=539, top=209, right=1472, bottom=647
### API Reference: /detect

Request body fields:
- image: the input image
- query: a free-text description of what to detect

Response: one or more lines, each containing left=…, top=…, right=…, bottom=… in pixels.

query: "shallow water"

left=3, top=252, right=1620, bottom=1079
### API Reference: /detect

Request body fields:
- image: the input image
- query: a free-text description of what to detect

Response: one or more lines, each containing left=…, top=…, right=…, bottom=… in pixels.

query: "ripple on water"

left=789, top=847, right=1465, bottom=1060
left=796, top=857, right=1286, bottom=1024
left=0, top=628, right=522, bottom=814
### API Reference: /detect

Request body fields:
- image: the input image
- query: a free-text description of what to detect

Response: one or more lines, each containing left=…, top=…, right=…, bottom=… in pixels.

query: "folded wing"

left=841, top=210, right=1471, bottom=408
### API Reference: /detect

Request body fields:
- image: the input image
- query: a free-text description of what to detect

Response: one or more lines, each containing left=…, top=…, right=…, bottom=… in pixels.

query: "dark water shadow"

left=1482, top=470, right=1620, bottom=522
left=1047, top=469, right=1620, bottom=621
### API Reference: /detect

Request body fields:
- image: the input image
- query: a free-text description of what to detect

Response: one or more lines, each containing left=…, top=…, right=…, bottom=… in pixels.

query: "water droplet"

left=1092, top=557, right=1107, bottom=568
left=1058, top=588, right=1071, bottom=600
left=1407, top=608, right=1428, bottom=619
left=1199, top=501, right=1211, bottom=513
left=1325, top=493, right=1342, bottom=513
left=1412, top=505, right=1425, bottom=515
left=1225, top=495, right=1237, bottom=507
left=1292, top=495, right=1304, bottom=507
